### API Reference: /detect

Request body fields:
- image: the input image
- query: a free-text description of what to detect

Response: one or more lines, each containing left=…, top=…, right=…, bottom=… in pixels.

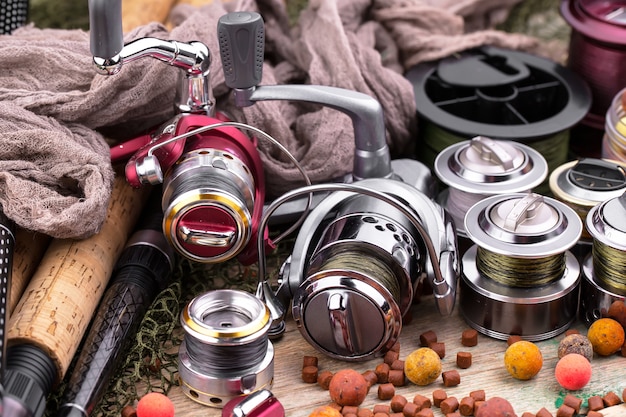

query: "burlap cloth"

left=0, top=0, right=546, bottom=239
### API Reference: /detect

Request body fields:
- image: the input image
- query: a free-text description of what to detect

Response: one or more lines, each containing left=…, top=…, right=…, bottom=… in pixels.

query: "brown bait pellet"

left=415, top=409, right=434, bottom=417
left=390, top=395, right=407, bottom=412
left=384, top=350, right=400, bottom=365
left=587, top=412, right=604, bottom=417
left=390, top=359, right=404, bottom=371
left=521, top=413, right=535, bottom=417
left=344, top=414, right=358, bottom=417
left=562, top=394, right=582, bottom=413
left=556, top=404, right=575, bottom=417
left=473, top=400, right=485, bottom=412
left=318, top=370, right=334, bottom=390
left=419, top=330, right=437, bottom=347
left=303, top=355, right=319, bottom=368
left=445, top=413, right=461, bottom=417
left=412, top=394, right=431, bottom=410
left=458, top=396, right=474, bottom=416
left=373, top=404, right=391, bottom=414
left=535, top=408, right=553, bottom=417
left=357, top=409, right=373, bottom=417
left=373, top=413, right=388, bottom=417
left=440, top=396, right=459, bottom=415
left=390, top=341, right=401, bottom=352
left=342, top=406, right=359, bottom=415
left=362, top=370, right=379, bottom=387
left=432, top=389, right=447, bottom=407
left=378, top=383, right=395, bottom=400
left=603, top=391, right=622, bottom=407
left=461, top=329, right=478, bottom=347
left=587, top=395, right=604, bottom=411
left=388, top=369, right=405, bottom=386
left=441, top=369, right=460, bottom=387
left=623, top=387, right=626, bottom=402
left=469, top=390, right=485, bottom=402
left=428, top=342, right=445, bottom=359
left=456, top=351, right=472, bottom=369
left=302, top=365, right=319, bottom=383
left=564, top=328, right=580, bottom=336
left=121, top=405, right=137, bottom=417
left=506, top=335, right=523, bottom=346
left=402, top=402, right=419, bottom=417
left=389, top=413, right=403, bottom=417
left=375, top=363, right=390, bottom=384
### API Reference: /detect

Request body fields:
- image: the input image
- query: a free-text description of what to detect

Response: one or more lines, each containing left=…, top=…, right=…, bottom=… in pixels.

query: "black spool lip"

left=560, top=0, right=626, bottom=45
left=406, top=46, right=592, bottom=140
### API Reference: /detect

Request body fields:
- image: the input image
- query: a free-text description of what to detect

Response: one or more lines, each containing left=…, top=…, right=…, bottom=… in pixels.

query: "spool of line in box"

left=561, top=0, right=626, bottom=157
left=405, top=45, right=592, bottom=192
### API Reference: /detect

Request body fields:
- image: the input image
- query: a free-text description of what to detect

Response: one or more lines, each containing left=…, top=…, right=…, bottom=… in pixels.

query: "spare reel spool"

left=405, top=45, right=592, bottom=186
left=460, top=193, right=583, bottom=341
left=580, top=191, right=626, bottom=326
left=434, top=136, right=548, bottom=239
left=549, top=157, right=626, bottom=245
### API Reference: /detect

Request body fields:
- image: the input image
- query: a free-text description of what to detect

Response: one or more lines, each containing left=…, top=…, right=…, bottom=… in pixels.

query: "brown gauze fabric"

left=0, top=0, right=543, bottom=239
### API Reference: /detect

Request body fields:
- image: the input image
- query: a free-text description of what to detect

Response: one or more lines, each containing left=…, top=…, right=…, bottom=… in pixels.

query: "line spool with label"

left=406, top=46, right=591, bottom=182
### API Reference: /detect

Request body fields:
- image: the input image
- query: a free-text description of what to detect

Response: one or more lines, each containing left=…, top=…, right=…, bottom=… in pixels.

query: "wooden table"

left=158, top=291, right=626, bottom=417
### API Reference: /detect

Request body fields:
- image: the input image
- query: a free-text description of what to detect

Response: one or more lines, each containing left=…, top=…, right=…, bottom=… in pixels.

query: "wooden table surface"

left=156, top=291, right=626, bottom=417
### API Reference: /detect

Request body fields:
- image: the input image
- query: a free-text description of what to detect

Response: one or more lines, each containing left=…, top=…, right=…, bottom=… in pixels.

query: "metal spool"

left=162, top=147, right=255, bottom=264
left=284, top=178, right=458, bottom=361
left=406, top=45, right=591, bottom=181
left=460, top=193, right=583, bottom=341
left=435, top=136, right=548, bottom=238
left=178, top=289, right=274, bottom=408
left=549, top=157, right=626, bottom=245
left=580, top=191, right=626, bottom=326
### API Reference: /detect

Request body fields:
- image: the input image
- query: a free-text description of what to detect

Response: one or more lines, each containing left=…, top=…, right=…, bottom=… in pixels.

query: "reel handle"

left=88, top=0, right=124, bottom=61
left=217, top=11, right=265, bottom=90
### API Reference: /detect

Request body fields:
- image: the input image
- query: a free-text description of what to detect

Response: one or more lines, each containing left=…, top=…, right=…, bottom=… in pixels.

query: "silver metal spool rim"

left=178, top=339, right=274, bottom=408
left=181, top=289, right=271, bottom=345
left=434, top=140, right=548, bottom=193
left=549, top=159, right=626, bottom=207
left=464, top=193, right=583, bottom=257
left=586, top=197, right=626, bottom=251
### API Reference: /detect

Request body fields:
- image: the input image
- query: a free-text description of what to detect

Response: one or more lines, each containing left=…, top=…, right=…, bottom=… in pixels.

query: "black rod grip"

left=217, top=11, right=265, bottom=89
left=0, top=210, right=14, bottom=388
left=88, top=0, right=124, bottom=59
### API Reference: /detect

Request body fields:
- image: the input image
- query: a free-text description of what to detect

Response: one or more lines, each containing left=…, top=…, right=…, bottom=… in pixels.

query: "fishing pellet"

left=461, top=329, right=477, bottom=347
left=456, top=351, right=472, bottom=369
left=442, top=370, right=461, bottom=387
left=469, top=390, right=485, bottom=402
left=384, top=350, right=399, bottom=365
left=536, top=408, right=552, bottom=417
left=419, top=330, right=437, bottom=346
left=432, top=389, right=447, bottom=407
left=388, top=369, right=405, bottom=386
left=373, top=404, right=390, bottom=414
left=362, top=370, right=378, bottom=388
left=440, top=396, right=459, bottom=415
left=459, top=396, right=474, bottom=416
left=318, top=370, right=334, bottom=390
left=587, top=395, right=604, bottom=411
left=375, top=363, right=390, bottom=384
left=603, top=391, right=622, bottom=407
left=412, top=394, right=431, bottom=410
left=428, top=341, right=445, bottom=359
left=302, top=365, right=319, bottom=383
left=303, top=355, right=319, bottom=368
left=415, top=409, right=434, bottom=417
left=556, top=404, right=575, bottom=417
left=389, top=395, right=407, bottom=412
left=562, top=394, right=582, bottom=413
left=402, top=402, right=419, bottom=417
left=377, top=383, right=395, bottom=400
